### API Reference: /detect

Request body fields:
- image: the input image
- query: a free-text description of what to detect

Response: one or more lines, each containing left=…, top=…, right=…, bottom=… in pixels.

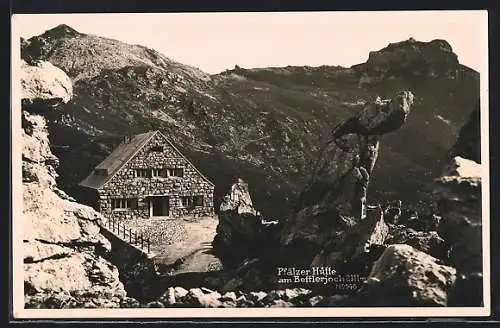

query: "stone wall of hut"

left=98, top=133, right=215, bottom=220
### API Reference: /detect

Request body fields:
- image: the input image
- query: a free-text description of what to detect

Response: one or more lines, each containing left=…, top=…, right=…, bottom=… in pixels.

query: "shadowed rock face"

left=434, top=156, right=482, bottom=274
left=431, top=107, right=483, bottom=307
left=451, top=103, right=481, bottom=163
left=21, top=61, right=129, bottom=308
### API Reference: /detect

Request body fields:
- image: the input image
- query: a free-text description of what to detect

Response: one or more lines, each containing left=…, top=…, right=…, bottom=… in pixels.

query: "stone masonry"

left=85, top=131, right=215, bottom=220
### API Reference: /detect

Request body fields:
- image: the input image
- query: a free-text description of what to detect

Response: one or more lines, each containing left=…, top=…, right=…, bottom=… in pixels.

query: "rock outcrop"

left=21, top=59, right=73, bottom=108
left=434, top=156, right=482, bottom=273
left=21, top=60, right=128, bottom=308
left=280, top=91, right=413, bottom=269
left=212, top=179, right=259, bottom=263
left=344, top=244, right=457, bottom=306
left=356, top=38, right=461, bottom=84
left=434, top=101, right=484, bottom=307
left=219, top=178, right=257, bottom=215
left=213, top=179, right=281, bottom=267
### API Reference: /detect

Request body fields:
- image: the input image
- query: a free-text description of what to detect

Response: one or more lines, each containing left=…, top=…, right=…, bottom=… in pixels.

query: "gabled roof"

left=78, top=130, right=215, bottom=189
left=155, top=130, right=215, bottom=188
left=79, top=131, right=157, bottom=189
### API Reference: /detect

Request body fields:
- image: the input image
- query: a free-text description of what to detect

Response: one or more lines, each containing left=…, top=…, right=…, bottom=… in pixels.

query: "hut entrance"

left=149, top=196, right=170, bottom=217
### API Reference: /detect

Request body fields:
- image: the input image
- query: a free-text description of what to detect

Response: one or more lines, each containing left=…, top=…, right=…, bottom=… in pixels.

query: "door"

left=150, top=196, right=170, bottom=217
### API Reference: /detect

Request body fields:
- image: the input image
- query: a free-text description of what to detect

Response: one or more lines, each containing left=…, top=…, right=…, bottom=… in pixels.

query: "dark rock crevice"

left=24, top=252, right=71, bottom=264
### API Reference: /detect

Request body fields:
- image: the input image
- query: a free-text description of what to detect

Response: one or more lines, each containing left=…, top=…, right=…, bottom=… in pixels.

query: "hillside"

left=21, top=25, right=480, bottom=218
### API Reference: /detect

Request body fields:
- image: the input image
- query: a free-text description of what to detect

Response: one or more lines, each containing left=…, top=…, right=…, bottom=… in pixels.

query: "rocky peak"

left=40, top=24, right=84, bottom=39
left=382, top=38, right=453, bottom=54
left=358, top=38, right=460, bottom=82
left=21, top=25, right=85, bottom=65
left=21, top=25, right=211, bottom=83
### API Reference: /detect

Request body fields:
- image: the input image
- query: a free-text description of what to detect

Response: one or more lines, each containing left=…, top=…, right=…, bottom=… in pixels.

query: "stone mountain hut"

left=79, top=130, right=215, bottom=220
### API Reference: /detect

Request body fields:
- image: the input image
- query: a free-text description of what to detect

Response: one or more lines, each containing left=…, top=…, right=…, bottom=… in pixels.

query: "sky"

left=12, top=11, right=488, bottom=75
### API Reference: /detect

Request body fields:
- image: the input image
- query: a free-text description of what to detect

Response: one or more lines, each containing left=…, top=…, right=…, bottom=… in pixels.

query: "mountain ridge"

left=21, top=25, right=480, bottom=218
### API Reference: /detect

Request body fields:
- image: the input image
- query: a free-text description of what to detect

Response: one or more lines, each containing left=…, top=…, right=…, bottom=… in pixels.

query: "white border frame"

left=11, top=10, right=490, bottom=319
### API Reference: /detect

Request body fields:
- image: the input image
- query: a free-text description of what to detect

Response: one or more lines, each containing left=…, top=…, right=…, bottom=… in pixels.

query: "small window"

left=193, top=195, right=203, bottom=206
left=151, top=168, right=166, bottom=177
left=111, top=198, right=137, bottom=210
left=151, top=146, right=164, bottom=152
left=167, top=168, right=184, bottom=177
left=181, top=196, right=191, bottom=207
left=181, top=195, right=203, bottom=207
left=135, top=169, right=150, bottom=178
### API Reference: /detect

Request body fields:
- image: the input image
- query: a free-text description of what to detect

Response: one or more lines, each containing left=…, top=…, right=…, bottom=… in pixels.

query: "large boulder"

left=434, top=156, right=482, bottom=273
left=219, top=178, right=257, bottom=215
left=212, top=179, right=262, bottom=265
left=20, top=59, right=73, bottom=108
left=24, top=251, right=126, bottom=308
left=343, top=244, right=456, bottom=306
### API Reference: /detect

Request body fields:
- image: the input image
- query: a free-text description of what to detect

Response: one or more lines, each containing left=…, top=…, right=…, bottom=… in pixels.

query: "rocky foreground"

left=205, top=91, right=483, bottom=307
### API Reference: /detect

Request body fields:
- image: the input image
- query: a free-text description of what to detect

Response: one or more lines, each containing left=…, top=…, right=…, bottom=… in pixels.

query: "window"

left=193, top=195, right=203, bottom=206
left=167, top=168, right=184, bottom=177
left=150, top=146, right=164, bottom=152
left=181, top=196, right=189, bottom=207
left=111, top=198, right=137, bottom=210
left=181, top=195, right=203, bottom=207
left=151, top=168, right=166, bottom=177
left=134, top=168, right=182, bottom=178
left=135, top=169, right=150, bottom=178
